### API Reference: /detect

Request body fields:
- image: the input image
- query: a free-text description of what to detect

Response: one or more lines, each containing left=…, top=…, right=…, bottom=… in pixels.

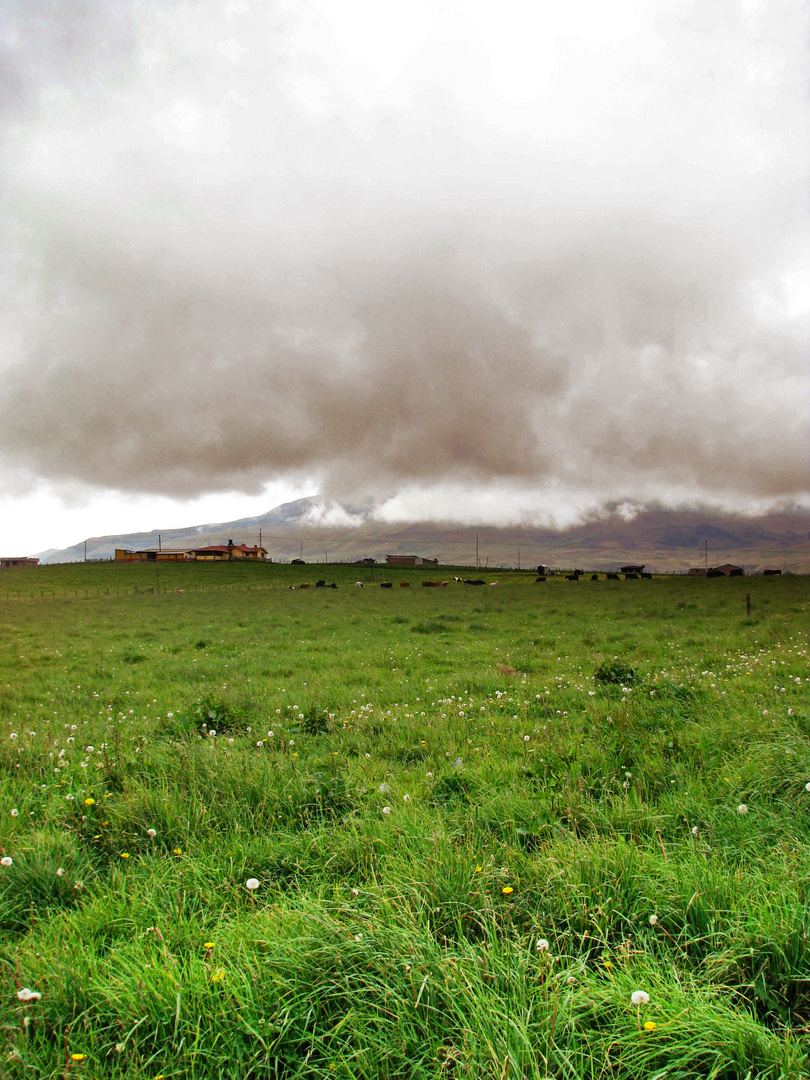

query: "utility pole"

left=476, top=532, right=479, bottom=569
left=704, top=539, right=708, bottom=573
left=159, top=534, right=162, bottom=551
left=84, top=540, right=87, bottom=562
left=300, top=540, right=304, bottom=561
left=259, top=528, right=262, bottom=549
left=517, top=548, right=521, bottom=571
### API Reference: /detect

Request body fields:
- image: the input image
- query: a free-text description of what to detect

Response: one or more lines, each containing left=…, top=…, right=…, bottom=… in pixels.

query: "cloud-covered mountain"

left=37, top=498, right=810, bottom=572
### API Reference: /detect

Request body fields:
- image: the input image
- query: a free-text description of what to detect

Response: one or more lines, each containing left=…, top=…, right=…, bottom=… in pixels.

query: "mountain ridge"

left=35, top=498, right=810, bottom=572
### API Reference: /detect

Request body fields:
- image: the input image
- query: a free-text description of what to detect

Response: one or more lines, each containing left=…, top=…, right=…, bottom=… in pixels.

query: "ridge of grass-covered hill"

left=1, top=565, right=809, bottom=1077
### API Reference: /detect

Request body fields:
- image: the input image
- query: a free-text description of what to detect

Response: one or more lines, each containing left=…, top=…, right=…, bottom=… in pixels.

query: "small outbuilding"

left=386, top=555, right=439, bottom=566
left=0, top=557, right=39, bottom=569
left=619, top=564, right=645, bottom=574
left=710, top=563, right=744, bottom=577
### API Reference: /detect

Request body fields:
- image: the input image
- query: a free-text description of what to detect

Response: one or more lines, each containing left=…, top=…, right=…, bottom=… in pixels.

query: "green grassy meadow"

left=1, top=562, right=809, bottom=1078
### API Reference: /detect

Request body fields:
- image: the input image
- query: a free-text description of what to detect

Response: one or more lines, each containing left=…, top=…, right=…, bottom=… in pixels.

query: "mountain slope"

left=36, top=500, right=810, bottom=572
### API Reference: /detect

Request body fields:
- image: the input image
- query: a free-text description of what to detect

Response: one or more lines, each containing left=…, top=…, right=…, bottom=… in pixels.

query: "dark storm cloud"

left=0, top=0, right=807, bottom=512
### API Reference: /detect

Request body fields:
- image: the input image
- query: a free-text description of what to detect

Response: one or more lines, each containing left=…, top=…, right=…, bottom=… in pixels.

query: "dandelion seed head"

left=631, top=990, right=650, bottom=1005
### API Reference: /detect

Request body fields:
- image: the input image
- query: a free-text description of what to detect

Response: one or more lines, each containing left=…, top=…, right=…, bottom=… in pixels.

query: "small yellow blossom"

left=644, top=1021, right=657, bottom=1031
left=475, top=866, right=482, bottom=873
left=203, top=942, right=215, bottom=949
left=502, top=886, right=514, bottom=895
left=83, top=798, right=95, bottom=806
left=120, top=852, right=130, bottom=859
left=211, top=968, right=226, bottom=983
left=70, top=1053, right=86, bottom=1061
left=173, top=848, right=182, bottom=855
left=604, top=960, right=613, bottom=970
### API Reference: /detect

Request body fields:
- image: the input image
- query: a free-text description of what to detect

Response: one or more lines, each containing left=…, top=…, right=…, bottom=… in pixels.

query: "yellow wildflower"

left=644, top=1021, right=657, bottom=1031
left=70, top=1053, right=86, bottom=1061
left=173, top=848, right=182, bottom=855
left=211, top=968, right=226, bottom=983
left=203, top=942, right=215, bottom=949
left=120, top=853, right=130, bottom=859
left=83, top=798, right=95, bottom=806
left=502, top=886, right=514, bottom=895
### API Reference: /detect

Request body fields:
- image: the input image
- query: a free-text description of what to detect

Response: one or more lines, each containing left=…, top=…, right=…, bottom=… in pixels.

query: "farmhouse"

left=386, top=555, right=439, bottom=566
left=688, top=567, right=706, bottom=576
left=710, top=563, right=744, bottom=577
left=191, top=542, right=268, bottom=561
left=116, top=541, right=267, bottom=562
left=620, top=564, right=645, bottom=574
left=0, top=557, right=39, bottom=569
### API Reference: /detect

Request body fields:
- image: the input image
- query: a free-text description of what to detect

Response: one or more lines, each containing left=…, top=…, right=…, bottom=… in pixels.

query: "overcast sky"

left=1, top=0, right=808, bottom=554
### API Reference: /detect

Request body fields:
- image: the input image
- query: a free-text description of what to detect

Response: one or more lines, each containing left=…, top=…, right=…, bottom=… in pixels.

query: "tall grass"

left=1, top=567, right=808, bottom=1076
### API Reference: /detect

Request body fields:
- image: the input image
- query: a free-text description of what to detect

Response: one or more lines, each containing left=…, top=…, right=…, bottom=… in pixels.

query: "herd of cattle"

left=287, top=573, right=661, bottom=590
left=289, top=578, right=497, bottom=589
left=538, top=570, right=653, bottom=582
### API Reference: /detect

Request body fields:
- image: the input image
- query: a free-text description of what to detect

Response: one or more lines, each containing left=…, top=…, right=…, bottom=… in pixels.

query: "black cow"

left=315, top=580, right=326, bottom=587
left=641, top=572, right=652, bottom=580
left=624, top=573, right=639, bottom=580
left=464, top=579, right=486, bottom=586
left=591, top=574, right=599, bottom=581
left=381, top=581, right=393, bottom=588
left=607, top=573, right=620, bottom=581
left=535, top=576, right=546, bottom=583
left=566, top=574, right=579, bottom=582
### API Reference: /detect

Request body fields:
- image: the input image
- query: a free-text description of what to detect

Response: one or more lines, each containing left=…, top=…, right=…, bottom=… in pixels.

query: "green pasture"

left=1, top=564, right=809, bottom=1078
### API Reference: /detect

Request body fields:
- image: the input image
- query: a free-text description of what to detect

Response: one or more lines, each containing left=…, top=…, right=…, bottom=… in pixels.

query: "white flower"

left=1, top=857, right=12, bottom=867
left=378, top=783, right=391, bottom=794
left=16, top=988, right=41, bottom=1002
left=246, top=878, right=260, bottom=891
left=350, top=888, right=360, bottom=897
left=631, top=990, right=650, bottom=1006
left=56, top=868, right=65, bottom=877
left=649, top=914, right=658, bottom=926
left=147, top=828, right=157, bottom=838
left=691, top=825, right=699, bottom=836
left=381, top=806, right=392, bottom=815
left=805, top=782, right=810, bottom=793
left=403, top=793, right=411, bottom=802
left=10, top=809, right=18, bottom=817
left=536, top=938, right=550, bottom=951
left=737, top=804, right=748, bottom=814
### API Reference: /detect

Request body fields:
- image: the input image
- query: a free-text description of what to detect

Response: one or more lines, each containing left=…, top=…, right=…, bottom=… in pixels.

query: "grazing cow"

left=454, top=576, right=463, bottom=582
left=535, top=576, right=546, bottom=582
left=566, top=574, right=579, bottom=582
left=422, top=581, right=447, bottom=587
left=641, top=572, right=652, bottom=580
left=624, top=573, right=639, bottom=580
left=329, top=583, right=338, bottom=589
left=607, top=573, right=620, bottom=581
left=463, top=579, right=486, bottom=586
left=489, top=581, right=498, bottom=586
left=400, top=581, right=410, bottom=587
left=355, top=582, right=365, bottom=587
left=287, top=585, right=296, bottom=590
left=381, top=581, right=393, bottom=588
left=591, top=574, right=599, bottom=581
left=299, top=583, right=310, bottom=589
left=315, top=579, right=326, bottom=588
